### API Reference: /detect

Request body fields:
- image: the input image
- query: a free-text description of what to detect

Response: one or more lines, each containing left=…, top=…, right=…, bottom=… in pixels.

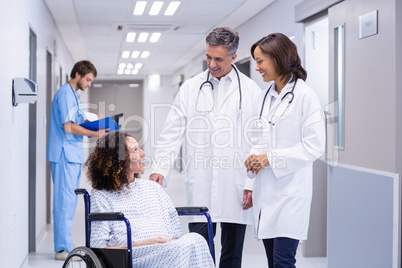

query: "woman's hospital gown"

left=90, top=179, right=215, bottom=267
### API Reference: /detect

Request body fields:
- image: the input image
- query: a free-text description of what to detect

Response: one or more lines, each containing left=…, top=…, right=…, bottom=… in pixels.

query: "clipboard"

left=80, top=117, right=120, bottom=136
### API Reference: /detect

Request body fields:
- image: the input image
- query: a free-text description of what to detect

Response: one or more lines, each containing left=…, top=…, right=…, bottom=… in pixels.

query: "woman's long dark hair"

left=251, top=33, right=307, bottom=83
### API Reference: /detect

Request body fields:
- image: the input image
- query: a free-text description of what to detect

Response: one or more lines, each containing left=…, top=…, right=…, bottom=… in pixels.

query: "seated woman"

left=85, top=131, right=215, bottom=267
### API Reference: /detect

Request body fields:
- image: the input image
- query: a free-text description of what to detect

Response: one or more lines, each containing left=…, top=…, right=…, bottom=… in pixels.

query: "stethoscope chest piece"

left=255, top=119, right=264, bottom=128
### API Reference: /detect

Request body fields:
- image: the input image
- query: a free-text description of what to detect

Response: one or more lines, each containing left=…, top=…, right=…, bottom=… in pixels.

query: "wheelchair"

left=62, top=188, right=215, bottom=268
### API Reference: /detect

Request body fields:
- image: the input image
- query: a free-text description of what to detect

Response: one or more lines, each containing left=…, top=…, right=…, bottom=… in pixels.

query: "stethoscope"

left=196, top=64, right=242, bottom=113
left=255, top=79, right=297, bottom=128
left=69, top=83, right=82, bottom=115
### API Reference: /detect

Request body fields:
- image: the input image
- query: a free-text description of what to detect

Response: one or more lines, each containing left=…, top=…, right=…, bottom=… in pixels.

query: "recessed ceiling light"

left=149, top=33, right=161, bottom=43
left=127, top=63, right=134, bottom=69
left=122, top=51, right=130, bottom=58
left=131, top=51, right=140, bottom=58
left=132, top=69, right=139, bottom=75
left=149, top=1, right=163, bottom=16
left=133, top=1, right=147, bottom=15
left=126, top=32, right=136, bottom=42
left=165, top=1, right=180, bottom=16
left=140, top=51, right=150, bottom=58
left=135, top=63, right=143, bottom=69
left=124, top=69, right=131, bottom=75
left=138, top=32, right=149, bottom=42
left=117, top=69, right=124, bottom=75
left=119, top=63, right=127, bottom=69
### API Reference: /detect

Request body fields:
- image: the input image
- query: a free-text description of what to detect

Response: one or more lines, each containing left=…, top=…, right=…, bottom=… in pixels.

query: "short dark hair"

left=70, top=60, right=97, bottom=79
left=85, top=131, right=139, bottom=192
left=206, top=27, right=239, bottom=56
left=251, top=33, right=307, bottom=82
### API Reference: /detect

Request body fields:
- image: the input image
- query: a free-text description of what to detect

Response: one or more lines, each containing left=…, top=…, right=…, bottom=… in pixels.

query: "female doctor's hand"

left=244, top=154, right=270, bottom=175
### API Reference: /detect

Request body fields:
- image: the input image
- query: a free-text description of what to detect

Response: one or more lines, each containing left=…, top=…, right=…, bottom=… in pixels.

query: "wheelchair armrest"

left=75, top=188, right=88, bottom=195
left=88, top=212, right=125, bottom=220
left=176, top=207, right=209, bottom=214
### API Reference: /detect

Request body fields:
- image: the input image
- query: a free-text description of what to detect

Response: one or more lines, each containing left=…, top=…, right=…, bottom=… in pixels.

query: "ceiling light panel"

left=149, top=33, right=161, bottom=43
left=149, top=1, right=164, bottom=16
left=133, top=1, right=147, bottom=15
left=164, top=1, right=181, bottom=16
left=140, top=51, right=150, bottom=58
left=126, top=32, right=136, bottom=42
left=138, top=32, right=149, bottom=42
left=122, top=51, right=130, bottom=58
left=131, top=51, right=140, bottom=58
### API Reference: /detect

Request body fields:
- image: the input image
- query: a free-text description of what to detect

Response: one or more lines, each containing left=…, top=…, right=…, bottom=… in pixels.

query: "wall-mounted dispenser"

left=12, top=78, right=38, bottom=106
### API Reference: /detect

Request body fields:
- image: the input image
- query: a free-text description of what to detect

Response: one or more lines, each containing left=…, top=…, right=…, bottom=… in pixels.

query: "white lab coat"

left=152, top=68, right=261, bottom=224
left=250, top=78, right=326, bottom=240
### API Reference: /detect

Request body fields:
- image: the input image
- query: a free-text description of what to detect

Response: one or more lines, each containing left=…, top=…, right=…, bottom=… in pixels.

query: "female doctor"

left=244, top=33, right=326, bottom=267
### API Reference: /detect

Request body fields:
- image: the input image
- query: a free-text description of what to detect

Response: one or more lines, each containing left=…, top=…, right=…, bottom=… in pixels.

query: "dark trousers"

left=262, top=237, right=299, bottom=268
left=189, top=222, right=246, bottom=268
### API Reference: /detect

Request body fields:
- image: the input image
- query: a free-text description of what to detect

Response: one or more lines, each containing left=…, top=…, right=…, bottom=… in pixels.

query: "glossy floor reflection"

left=23, top=169, right=327, bottom=268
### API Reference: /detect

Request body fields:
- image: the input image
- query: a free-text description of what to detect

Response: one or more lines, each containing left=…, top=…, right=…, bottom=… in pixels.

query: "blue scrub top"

left=47, top=83, right=85, bottom=164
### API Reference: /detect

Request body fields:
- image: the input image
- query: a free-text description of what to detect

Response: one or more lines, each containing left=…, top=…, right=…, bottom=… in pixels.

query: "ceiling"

left=44, top=0, right=274, bottom=80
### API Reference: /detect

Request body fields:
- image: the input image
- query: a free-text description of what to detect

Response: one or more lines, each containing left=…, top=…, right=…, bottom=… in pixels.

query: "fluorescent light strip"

left=149, top=1, right=163, bottom=15
left=149, top=33, right=161, bottom=43
left=126, top=32, right=136, bottom=42
left=138, top=32, right=149, bottom=42
left=140, top=51, right=150, bottom=58
left=133, top=1, right=147, bottom=15
left=164, top=1, right=180, bottom=16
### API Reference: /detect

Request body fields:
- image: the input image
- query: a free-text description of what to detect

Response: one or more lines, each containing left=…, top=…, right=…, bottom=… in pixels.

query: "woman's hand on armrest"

left=133, top=237, right=171, bottom=247
left=106, top=236, right=171, bottom=249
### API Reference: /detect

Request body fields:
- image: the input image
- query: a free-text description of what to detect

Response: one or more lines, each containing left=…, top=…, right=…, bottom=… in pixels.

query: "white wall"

left=0, top=0, right=73, bottom=266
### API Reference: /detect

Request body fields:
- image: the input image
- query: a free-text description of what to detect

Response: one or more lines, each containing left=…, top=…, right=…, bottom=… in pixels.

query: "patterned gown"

left=90, top=179, right=215, bottom=267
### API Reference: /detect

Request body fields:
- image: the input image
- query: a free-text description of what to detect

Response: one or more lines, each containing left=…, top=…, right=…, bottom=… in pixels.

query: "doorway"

left=28, top=28, right=37, bottom=252
left=302, top=15, right=329, bottom=257
left=88, top=80, right=144, bottom=147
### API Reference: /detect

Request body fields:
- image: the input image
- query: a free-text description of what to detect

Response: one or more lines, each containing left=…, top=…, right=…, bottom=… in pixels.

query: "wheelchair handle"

left=89, top=212, right=125, bottom=220
left=75, top=188, right=88, bottom=195
left=176, top=207, right=209, bottom=213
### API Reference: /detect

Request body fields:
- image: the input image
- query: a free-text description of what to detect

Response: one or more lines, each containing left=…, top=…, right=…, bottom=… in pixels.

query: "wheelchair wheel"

left=62, top=246, right=103, bottom=268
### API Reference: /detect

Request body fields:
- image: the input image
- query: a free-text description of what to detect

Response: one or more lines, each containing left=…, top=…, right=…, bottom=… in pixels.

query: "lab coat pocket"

left=276, top=175, right=304, bottom=198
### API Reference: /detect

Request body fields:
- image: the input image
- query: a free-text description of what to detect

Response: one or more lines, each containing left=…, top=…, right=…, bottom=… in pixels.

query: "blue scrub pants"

left=51, top=149, right=81, bottom=252
left=262, top=237, right=299, bottom=268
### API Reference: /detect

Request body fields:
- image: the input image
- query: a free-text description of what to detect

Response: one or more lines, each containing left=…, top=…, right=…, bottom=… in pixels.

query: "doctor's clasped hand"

left=244, top=154, right=270, bottom=175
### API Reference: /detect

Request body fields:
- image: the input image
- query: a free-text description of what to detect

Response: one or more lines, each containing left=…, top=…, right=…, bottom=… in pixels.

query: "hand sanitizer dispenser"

left=12, top=78, right=38, bottom=106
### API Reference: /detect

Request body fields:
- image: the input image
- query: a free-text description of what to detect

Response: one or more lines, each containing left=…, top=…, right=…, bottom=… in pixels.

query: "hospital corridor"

left=1, top=0, right=401, bottom=267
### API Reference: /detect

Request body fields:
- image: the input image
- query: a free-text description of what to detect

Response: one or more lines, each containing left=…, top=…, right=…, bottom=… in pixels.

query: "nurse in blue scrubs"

left=47, top=60, right=108, bottom=261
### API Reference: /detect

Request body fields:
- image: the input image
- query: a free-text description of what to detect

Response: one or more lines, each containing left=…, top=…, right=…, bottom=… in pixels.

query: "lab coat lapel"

left=219, top=70, right=238, bottom=114
left=265, top=82, right=293, bottom=120
left=196, top=72, right=215, bottom=114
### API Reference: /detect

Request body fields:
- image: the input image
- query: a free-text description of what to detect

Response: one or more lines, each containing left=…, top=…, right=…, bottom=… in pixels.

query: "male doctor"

left=47, top=60, right=108, bottom=261
left=150, top=27, right=261, bottom=268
